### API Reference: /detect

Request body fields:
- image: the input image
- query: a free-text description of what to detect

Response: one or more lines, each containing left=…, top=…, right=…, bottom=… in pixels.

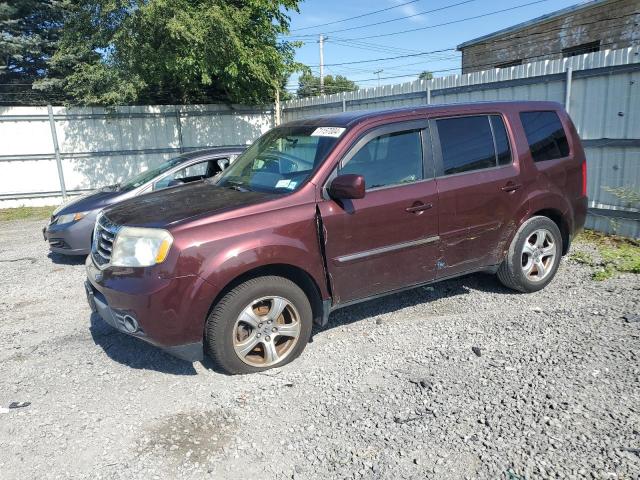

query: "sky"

left=282, top=0, right=585, bottom=94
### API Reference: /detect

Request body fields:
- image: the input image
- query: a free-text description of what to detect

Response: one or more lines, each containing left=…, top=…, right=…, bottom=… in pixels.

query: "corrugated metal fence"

left=0, top=104, right=273, bottom=208
left=282, top=47, right=640, bottom=238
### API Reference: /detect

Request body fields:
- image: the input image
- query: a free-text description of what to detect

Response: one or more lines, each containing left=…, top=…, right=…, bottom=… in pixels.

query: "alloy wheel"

left=232, top=296, right=301, bottom=367
left=521, top=228, right=556, bottom=282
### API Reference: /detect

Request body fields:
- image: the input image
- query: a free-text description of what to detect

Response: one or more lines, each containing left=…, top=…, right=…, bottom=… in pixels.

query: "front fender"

left=172, top=202, right=330, bottom=303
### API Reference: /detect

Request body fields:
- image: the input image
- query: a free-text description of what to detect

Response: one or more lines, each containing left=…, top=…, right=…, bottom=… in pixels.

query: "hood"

left=54, top=185, right=123, bottom=216
left=102, top=181, right=275, bottom=227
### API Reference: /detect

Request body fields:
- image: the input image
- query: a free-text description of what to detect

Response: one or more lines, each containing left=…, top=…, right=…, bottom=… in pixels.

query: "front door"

left=430, top=114, right=526, bottom=277
left=319, top=120, right=440, bottom=304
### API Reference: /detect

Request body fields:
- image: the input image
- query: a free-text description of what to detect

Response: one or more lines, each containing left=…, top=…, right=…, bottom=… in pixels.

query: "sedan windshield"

left=119, top=156, right=185, bottom=191
left=217, top=126, right=343, bottom=193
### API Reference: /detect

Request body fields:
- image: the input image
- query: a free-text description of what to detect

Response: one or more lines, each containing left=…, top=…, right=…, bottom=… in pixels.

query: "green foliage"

left=569, top=251, right=594, bottom=266
left=0, top=205, right=56, bottom=221
left=296, top=69, right=358, bottom=97
left=573, top=230, right=640, bottom=281
left=594, top=242, right=640, bottom=280
left=16, top=0, right=303, bottom=106
left=418, top=70, right=433, bottom=80
left=0, top=0, right=67, bottom=105
left=603, top=186, right=640, bottom=210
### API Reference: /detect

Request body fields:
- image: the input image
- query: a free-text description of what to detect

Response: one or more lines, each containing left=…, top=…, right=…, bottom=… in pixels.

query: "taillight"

left=581, top=160, right=587, bottom=197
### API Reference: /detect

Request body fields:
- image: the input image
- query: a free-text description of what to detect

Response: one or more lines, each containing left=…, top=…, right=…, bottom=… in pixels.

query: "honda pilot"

left=85, top=101, right=587, bottom=374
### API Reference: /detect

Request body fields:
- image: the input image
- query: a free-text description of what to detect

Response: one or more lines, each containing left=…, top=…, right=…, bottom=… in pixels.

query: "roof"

left=281, top=101, right=562, bottom=128
left=457, top=0, right=609, bottom=50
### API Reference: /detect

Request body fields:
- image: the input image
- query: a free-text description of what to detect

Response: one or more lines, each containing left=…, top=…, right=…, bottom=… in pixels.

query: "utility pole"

left=319, top=34, right=325, bottom=95
left=374, top=69, right=383, bottom=88
left=274, top=88, right=281, bottom=126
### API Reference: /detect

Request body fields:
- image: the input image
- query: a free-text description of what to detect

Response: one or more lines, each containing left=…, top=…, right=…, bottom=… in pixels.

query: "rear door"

left=431, top=114, right=525, bottom=277
left=319, top=120, right=440, bottom=304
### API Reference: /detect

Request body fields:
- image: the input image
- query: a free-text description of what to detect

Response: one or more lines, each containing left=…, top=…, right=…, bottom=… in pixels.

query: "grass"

left=572, top=230, right=640, bottom=281
left=0, top=206, right=56, bottom=222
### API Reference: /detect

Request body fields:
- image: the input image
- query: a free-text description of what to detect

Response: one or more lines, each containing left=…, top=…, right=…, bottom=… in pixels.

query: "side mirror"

left=217, top=158, right=230, bottom=171
left=328, top=174, right=365, bottom=200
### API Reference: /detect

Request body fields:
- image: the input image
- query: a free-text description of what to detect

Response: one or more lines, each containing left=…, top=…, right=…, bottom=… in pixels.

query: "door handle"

left=501, top=182, right=522, bottom=192
left=405, top=202, right=433, bottom=214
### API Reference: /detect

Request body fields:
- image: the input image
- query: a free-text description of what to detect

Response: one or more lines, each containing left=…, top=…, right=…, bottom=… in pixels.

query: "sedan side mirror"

left=328, top=174, right=365, bottom=200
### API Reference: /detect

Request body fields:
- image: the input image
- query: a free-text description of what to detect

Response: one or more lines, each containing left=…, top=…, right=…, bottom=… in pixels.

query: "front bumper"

left=44, top=215, right=96, bottom=255
left=85, top=256, right=216, bottom=362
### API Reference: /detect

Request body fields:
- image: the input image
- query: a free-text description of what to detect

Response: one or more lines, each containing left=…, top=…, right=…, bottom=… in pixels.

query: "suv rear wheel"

left=205, top=276, right=313, bottom=374
left=497, top=216, right=562, bottom=293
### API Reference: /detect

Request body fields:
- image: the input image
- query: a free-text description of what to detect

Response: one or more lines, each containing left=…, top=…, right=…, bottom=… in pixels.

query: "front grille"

left=91, top=213, right=119, bottom=267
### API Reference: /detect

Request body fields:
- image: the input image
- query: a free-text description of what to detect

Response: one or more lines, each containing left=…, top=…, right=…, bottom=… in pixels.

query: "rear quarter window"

left=520, top=111, right=570, bottom=162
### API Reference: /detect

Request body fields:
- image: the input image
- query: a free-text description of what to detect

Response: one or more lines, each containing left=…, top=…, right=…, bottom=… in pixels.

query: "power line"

left=326, top=38, right=422, bottom=56
left=336, top=0, right=552, bottom=41
left=344, top=38, right=634, bottom=84
left=304, top=8, right=636, bottom=68
left=307, top=47, right=457, bottom=68
left=288, top=0, right=478, bottom=37
left=289, top=0, right=425, bottom=33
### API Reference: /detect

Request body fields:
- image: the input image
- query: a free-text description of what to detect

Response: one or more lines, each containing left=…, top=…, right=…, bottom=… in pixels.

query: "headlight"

left=56, top=211, right=88, bottom=224
left=111, top=227, right=173, bottom=267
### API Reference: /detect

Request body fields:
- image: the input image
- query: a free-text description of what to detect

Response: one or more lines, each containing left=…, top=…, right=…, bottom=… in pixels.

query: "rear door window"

left=520, top=111, right=570, bottom=162
left=436, top=116, right=497, bottom=175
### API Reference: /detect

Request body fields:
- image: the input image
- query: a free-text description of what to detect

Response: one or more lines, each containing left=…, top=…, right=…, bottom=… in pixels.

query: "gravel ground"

left=0, top=218, right=638, bottom=480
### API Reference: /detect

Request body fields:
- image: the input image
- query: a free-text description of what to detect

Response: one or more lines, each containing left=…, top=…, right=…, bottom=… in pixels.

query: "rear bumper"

left=85, top=256, right=217, bottom=362
left=572, top=195, right=588, bottom=235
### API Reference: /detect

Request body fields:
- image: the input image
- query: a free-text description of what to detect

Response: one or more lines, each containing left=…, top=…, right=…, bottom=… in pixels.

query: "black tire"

left=205, top=276, right=313, bottom=375
left=497, top=216, right=563, bottom=293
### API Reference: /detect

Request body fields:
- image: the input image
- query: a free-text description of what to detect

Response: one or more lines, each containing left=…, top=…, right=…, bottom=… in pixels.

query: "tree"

left=39, top=0, right=302, bottom=106
left=418, top=70, right=433, bottom=81
left=0, top=0, right=66, bottom=105
left=296, top=69, right=358, bottom=98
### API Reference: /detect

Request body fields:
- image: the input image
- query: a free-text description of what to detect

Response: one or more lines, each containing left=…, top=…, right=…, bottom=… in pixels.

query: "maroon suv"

left=85, top=101, right=587, bottom=374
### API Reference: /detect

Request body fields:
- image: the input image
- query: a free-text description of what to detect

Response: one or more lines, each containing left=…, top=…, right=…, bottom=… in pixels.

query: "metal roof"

left=456, top=0, right=610, bottom=50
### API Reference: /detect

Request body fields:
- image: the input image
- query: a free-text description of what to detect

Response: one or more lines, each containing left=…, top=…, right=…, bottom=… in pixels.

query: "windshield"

left=119, top=156, right=185, bottom=191
left=217, top=126, right=343, bottom=193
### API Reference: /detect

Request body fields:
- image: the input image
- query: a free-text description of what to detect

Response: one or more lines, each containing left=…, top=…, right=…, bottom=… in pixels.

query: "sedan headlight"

left=111, top=227, right=173, bottom=267
left=56, top=211, right=89, bottom=224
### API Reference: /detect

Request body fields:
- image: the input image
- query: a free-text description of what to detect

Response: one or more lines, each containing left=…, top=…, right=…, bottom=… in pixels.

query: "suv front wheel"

left=205, top=276, right=313, bottom=374
left=497, top=216, right=563, bottom=293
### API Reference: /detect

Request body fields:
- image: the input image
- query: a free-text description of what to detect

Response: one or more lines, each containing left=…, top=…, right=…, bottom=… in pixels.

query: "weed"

left=0, top=206, right=56, bottom=222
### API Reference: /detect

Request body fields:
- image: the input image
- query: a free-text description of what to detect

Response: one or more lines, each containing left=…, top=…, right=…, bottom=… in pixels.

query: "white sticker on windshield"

left=275, top=179, right=291, bottom=189
left=287, top=181, right=298, bottom=190
left=311, top=127, right=345, bottom=138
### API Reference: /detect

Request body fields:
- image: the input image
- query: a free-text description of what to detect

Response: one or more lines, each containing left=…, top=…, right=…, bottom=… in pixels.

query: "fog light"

left=121, top=315, right=139, bottom=333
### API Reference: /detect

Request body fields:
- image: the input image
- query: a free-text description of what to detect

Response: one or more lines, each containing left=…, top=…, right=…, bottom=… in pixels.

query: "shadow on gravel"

left=89, top=314, right=197, bottom=375
left=47, top=252, right=87, bottom=266
left=317, top=272, right=513, bottom=333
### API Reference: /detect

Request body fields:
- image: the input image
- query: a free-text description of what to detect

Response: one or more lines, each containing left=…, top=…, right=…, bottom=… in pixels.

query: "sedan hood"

left=54, top=185, right=123, bottom=216
left=102, top=181, right=275, bottom=227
